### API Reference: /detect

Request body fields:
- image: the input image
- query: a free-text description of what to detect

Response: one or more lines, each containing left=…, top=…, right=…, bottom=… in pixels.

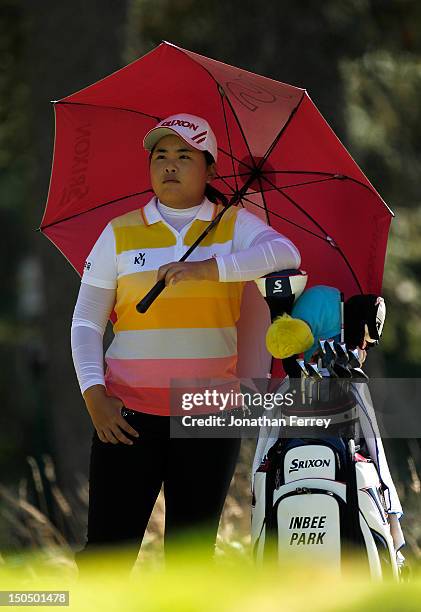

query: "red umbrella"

left=39, top=41, right=393, bottom=374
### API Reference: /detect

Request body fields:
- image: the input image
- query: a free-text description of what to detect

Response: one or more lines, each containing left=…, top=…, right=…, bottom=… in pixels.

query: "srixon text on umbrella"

left=60, top=124, right=91, bottom=207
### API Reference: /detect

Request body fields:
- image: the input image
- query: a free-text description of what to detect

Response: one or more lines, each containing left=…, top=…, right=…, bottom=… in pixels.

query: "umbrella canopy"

left=40, top=42, right=394, bottom=381
left=40, top=41, right=393, bottom=299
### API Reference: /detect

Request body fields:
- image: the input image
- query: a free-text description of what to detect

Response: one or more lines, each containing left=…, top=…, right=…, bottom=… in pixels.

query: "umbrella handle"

left=135, top=186, right=252, bottom=315
left=135, top=205, right=234, bottom=314
left=136, top=278, right=166, bottom=313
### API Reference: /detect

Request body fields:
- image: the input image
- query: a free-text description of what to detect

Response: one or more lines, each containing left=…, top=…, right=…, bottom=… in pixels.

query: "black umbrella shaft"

left=136, top=172, right=257, bottom=314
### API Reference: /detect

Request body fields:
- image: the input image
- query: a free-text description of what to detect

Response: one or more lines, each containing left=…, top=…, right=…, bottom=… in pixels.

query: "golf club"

left=333, top=341, right=352, bottom=378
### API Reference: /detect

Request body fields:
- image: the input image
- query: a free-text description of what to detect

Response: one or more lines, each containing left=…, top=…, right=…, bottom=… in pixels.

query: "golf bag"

left=251, top=271, right=405, bottom=579
left=251, top=377, right=401, bottom=580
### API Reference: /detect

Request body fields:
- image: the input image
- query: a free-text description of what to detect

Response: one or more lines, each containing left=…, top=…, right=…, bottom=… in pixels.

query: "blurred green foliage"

left=341, top=50, right=421, bottom=372
left=0, top=1, right=30, bottom=210
left=1, top=545, right=421, bottom=611
left=0, top=1, right=30, bottom=319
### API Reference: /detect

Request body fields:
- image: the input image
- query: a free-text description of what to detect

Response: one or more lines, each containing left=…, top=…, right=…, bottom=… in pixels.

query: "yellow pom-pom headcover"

left=266, top=313, right=314, bottom=359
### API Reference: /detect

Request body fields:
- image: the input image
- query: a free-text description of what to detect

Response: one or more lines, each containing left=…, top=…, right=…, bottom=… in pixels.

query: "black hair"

left=203, top=151, right=228, bottom=206
left=149, top=147, right=228, bottom=207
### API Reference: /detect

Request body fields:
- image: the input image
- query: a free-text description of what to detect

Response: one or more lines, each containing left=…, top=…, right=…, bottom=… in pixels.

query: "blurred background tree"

left=0, top=0, right=420, bottom=559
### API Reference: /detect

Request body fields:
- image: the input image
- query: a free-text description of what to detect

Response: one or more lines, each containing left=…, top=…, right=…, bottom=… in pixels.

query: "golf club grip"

left=136, top=278, right=166, bottom=313
left=136, top=204, right=235, bottom=314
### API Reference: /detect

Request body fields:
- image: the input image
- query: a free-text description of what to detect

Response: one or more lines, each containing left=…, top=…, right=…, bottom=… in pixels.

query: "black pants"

left=74, top=408, right=242, bottom=572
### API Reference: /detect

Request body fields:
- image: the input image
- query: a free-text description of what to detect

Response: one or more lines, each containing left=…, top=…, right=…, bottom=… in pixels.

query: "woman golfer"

left=71, top=113, right=301, bottom=572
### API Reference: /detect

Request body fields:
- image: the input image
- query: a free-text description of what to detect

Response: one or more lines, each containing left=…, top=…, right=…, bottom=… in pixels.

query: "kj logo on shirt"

left=134, top=252, right=146, bottom=266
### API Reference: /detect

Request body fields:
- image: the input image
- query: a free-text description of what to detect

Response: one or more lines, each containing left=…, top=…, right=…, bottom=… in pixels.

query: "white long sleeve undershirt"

left=71, top=285, right=115, bottom=394
left=215, top=229, right=300, bottom=281
left=156, top=199, right=201, bottom=231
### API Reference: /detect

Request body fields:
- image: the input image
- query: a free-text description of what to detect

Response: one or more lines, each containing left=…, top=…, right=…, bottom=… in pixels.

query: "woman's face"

left=149, top=134, right=216, bottom=208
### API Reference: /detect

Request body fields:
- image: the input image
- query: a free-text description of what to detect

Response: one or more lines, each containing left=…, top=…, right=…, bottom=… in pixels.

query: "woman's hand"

left=157, top=258, right=219, bottom=286
left=83, top=385, right=140, bottom=445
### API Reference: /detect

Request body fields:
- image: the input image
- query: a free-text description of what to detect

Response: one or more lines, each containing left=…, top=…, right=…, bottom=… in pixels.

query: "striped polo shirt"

left=82, top=196, right=251, bottom=415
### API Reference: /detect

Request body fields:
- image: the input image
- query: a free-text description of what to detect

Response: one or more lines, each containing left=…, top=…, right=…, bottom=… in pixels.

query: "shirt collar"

left=141, top=195, right=216, bottom=225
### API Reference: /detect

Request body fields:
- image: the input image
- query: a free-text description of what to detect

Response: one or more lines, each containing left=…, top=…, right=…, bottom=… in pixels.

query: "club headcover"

left=266, top=314, right=314, bottom=359
left=255, top=269, right=308, bottom=320
left=344, top=295, right=386, bottom=349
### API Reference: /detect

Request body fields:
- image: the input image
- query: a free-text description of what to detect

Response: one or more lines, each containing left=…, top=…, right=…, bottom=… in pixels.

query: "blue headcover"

left=291, top=285, right=341, bottom=361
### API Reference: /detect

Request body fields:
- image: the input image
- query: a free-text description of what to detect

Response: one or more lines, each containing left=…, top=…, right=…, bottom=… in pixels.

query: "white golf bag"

left=251, top=378, right=405, bottom=580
